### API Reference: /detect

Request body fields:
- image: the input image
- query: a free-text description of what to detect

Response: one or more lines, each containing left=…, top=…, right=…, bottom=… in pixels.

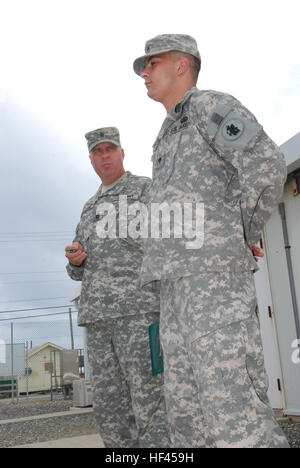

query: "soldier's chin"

left=147, top=88, right=153, bottom=98
left=147, top=89, right=161, bottom=103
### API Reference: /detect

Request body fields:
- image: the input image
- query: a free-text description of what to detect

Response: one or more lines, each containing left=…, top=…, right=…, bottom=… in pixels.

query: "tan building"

left=18, top=342, right=65, bottom=394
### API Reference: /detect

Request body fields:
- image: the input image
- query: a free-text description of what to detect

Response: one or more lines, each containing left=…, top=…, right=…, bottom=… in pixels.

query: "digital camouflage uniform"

left=134, top=36, right=289, bottom=448
left=66, top=130, right=169, bottom=448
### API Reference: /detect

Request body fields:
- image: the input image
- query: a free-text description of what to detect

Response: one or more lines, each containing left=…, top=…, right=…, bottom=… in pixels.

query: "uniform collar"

left=154, top=87, right=197, bottom=144
left=96, top=171, right=133, bottom=198
left=169, top=87, right=197, bottom=120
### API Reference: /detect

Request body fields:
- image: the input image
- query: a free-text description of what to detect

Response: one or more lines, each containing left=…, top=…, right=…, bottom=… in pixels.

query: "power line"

left=27, top=333, right=83, bottom=341
left=0, top=304, right=74, bottom=314
left=0, top=279, right=71, bottom=285
left=0, top=310, right=77, bottom=322
left=0, top=270, right=65, bottom=275
left=0, top=239, right=71, bottom=243
left=0, top=296, right=68, bottom=304
left=0, top=231, right=74, bottom=235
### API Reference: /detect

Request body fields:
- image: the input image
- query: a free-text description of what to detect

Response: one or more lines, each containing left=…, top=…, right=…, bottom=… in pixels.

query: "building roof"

left=28, top=342, right=65, bottom=357
left=281, top=132, right=300, bottom=174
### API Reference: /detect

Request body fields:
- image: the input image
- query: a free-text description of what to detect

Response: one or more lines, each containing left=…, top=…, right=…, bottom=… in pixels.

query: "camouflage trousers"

left=159, top=271, right=289, bottom=448
left=85, top=312, right=170, bottom=448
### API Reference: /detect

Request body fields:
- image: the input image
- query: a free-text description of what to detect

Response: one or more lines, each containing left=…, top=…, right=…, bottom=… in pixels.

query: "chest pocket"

left=152, top=132, right=184, bottom=186
left=79, top=206, right=96, bottom=254
left=83, top=221, right=97, bottom=256
left=152, top=114, right=192, bottom=186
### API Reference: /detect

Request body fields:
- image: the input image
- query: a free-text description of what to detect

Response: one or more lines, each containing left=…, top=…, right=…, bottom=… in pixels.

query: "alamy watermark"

left=291, top=340, right=300, bottom=365
left=95, top=196, right=205, bottom=250
left=0, top=339, right=6, bottom=364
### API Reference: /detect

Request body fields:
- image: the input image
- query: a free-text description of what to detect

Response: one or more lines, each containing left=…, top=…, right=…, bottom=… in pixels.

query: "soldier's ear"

left=177, top=56, right=189, bottom=76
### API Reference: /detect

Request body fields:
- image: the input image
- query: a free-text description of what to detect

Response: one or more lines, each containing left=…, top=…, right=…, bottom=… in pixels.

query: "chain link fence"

left=0, top=311, right=85, bottom=402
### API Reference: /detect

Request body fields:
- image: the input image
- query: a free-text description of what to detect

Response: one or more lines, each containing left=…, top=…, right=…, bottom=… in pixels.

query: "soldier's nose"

left=141, top=67, right=149, bottom=79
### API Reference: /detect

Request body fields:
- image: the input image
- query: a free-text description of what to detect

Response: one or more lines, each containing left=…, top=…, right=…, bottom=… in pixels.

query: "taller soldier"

left=133, top=35, right=289, bottom=448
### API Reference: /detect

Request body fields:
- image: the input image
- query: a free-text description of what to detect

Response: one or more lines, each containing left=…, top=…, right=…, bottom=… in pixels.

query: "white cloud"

left=1, top=0, right=299, bottom=152
left=280, top=63, right=300, bottom=98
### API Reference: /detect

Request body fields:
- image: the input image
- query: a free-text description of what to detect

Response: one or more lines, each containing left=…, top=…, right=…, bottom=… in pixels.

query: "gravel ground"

left=279, top=420, right=300, bottom=449
left=0, top=414, right=98, bottom=448
left=0, top=399, right=98, bottom=448
left=0, top=399, right=72, bottom=420
left=0, top=399, right=299, bottom=448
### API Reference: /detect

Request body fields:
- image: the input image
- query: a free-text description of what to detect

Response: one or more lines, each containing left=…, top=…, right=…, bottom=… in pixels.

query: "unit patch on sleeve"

left=215, top=112, right=262, bottom=150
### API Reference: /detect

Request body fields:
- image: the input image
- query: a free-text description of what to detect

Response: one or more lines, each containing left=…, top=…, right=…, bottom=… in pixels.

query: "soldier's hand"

left=252, top=245, right=264, bottom=262
left=65, top=242, right=87, bottom=266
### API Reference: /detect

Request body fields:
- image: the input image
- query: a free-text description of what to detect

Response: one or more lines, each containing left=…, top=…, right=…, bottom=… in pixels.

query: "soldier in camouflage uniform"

left=65, top=127, right=169, bottom=448
left=133, top=35, right=289, bottom=448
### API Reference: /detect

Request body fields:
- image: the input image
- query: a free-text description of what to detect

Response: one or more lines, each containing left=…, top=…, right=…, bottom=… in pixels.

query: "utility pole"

left=69, top=308, right=74, bottom=350
left=11, top=323, right=14, bottom=403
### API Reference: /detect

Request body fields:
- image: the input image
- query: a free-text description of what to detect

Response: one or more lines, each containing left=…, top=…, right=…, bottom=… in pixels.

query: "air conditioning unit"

left=73, top=380, right=93, bottom=407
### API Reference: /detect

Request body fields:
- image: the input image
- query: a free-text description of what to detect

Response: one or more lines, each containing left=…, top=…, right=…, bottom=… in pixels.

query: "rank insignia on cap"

left=222, top=119, right=245, bottom=141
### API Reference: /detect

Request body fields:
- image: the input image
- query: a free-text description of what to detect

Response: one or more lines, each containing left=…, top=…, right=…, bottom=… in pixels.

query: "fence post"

left=69, top=308, right=74, bottom=350
left=26, top=341, right=29, bottom=400
left=11, top=323, right=14, bottom=403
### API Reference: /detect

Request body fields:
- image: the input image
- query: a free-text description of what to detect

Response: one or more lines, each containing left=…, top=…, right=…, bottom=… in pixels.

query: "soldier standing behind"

left=65, top=127, right=169, bottom=448
left=133, top=35, right=289, bottom=448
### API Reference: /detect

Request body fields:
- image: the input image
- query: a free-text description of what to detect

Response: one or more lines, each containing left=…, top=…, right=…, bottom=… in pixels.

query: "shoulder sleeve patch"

left=216, top=112, right=262, bottom=149
left=207, top=104, right=233, bottom=138
left=207, top=103, right=262, bottom=150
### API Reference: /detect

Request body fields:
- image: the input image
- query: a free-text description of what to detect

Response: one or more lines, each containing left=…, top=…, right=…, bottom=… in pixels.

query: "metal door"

left=264, top=178, right=300, bottom=415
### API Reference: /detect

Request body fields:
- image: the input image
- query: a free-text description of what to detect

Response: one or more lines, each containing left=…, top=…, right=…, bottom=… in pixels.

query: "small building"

left=256, top=132, right=300, bottom=415
left=18, top=342, right=65, bottom=394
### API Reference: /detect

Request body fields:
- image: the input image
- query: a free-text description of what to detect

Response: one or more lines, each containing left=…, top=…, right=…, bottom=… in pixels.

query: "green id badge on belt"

left=149, top=321, right=164, bottom=376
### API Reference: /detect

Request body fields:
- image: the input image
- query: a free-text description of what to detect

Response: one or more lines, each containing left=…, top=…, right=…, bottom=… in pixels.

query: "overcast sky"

left=0, top=0, right=299, bottom=351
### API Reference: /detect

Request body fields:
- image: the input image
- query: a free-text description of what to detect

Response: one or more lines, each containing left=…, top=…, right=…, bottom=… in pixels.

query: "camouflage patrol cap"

left=133, top=34, right=201, bottom=76
left=85, top=127, right=121, bottom=153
